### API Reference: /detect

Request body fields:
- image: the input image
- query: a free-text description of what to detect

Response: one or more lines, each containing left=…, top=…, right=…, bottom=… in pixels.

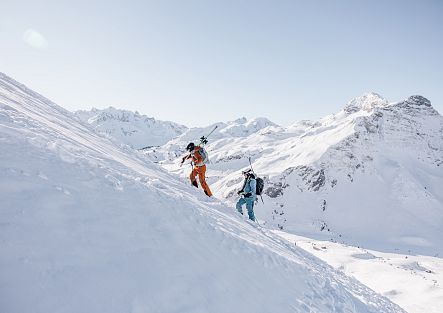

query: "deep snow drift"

left=0, top=73, right=406, bottom=312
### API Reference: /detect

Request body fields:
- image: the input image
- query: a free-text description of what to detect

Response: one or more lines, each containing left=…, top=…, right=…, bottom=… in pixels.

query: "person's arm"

left=180, top=154, right=192, bottom=165
left=237, top=178, right=247, bottom=195
left=250, top=179, right=256, bottom=195
left=244, top=179, right=256, bottom=197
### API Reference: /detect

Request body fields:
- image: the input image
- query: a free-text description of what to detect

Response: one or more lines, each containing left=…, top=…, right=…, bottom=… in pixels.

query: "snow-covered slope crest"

left=75, top=107, right=187, bottom=149
left=0, top=72, right=404, bottom=313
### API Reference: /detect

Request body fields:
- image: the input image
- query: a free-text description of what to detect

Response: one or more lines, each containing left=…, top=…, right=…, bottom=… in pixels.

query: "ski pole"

left=206, top=125, right=218, bottom=138
left=200, top=125, right=218, bottom=146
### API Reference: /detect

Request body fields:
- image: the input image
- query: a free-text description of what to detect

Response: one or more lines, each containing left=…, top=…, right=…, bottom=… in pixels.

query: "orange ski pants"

left=190, top=165, right=212, bottom=197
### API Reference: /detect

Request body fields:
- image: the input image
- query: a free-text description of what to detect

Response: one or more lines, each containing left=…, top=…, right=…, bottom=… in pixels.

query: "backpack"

left=255, top=176, right=264, bottom=195
left=199, top=147, right=209, bottom=164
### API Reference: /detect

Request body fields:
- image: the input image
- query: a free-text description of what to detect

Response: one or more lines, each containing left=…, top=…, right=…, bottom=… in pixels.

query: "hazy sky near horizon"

left=1, top=0, right=442, bottom=126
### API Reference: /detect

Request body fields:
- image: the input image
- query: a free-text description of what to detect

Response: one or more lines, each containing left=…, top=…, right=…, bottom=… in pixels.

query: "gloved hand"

left=244, top=192, right=252, bottom=198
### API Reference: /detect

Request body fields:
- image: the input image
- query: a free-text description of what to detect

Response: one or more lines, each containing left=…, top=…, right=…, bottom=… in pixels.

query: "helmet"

left=186, top=142, right=195, bottom=152
left=242, top=169, right=252, bottom=175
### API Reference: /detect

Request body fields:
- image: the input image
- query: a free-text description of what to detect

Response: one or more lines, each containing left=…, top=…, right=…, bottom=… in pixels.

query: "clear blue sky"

left=1, top=0, right=442, bottom=126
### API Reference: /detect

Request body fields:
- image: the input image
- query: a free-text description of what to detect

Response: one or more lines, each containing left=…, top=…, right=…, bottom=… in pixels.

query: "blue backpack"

left=199, top=147, right=209, bottom=164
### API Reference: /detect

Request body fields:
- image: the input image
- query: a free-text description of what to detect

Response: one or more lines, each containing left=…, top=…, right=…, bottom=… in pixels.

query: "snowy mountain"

left=75, top=107, right=187, bottom=149
left=149, top=92, right=443, bottom=257
left=0, top=73, right=408, bottom=312
left=142, top=116, right=281, bottom=163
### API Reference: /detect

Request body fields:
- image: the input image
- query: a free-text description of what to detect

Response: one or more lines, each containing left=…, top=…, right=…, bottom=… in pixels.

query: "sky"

left=1, top=0, right=442, bottom=127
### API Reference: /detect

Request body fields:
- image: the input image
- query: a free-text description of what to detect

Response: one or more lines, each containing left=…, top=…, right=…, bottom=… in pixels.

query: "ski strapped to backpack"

left=198, top=125, right=218, bottom=164
left=180, top=125, right=218, bottom=167
left=196, top=125, right=218, bottom=165
left=248, top=157, right=265, bottom=204
left=199, top=125, right=218, bottom=147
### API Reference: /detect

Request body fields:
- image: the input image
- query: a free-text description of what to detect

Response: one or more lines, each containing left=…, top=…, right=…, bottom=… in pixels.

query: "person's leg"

left=245, top=198, right=256, bottom=221
left=236, top=198, right=246, bottom=215
left=189, top=167, right=198, bottom=188
left=197, top=165, right=212, bottom=196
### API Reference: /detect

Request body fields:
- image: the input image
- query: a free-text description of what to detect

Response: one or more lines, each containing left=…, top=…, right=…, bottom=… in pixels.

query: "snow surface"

left=0, top=72, right=407, bottom=312
left=276, top=231, right=443, bottom=313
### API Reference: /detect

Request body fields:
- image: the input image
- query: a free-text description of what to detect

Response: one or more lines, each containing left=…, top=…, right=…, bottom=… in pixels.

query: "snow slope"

left=75, top=107, right=187, bottom=149
left=0, top=73, right=405, bottom=312
left=276, top=231, right=443, bottom=313
left=148, top=92, right=443, bottom=257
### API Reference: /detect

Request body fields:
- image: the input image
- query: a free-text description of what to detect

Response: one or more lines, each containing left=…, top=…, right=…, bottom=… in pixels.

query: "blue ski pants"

left=236, top=197, right=255, bottom=221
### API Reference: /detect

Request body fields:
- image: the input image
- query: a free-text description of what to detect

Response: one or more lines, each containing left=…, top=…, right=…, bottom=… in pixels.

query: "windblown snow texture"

left=0, top=72, right=404, bottom=313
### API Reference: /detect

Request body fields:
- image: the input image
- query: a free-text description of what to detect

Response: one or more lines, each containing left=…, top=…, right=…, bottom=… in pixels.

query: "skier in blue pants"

left=236, top=169, right=257, bottom=221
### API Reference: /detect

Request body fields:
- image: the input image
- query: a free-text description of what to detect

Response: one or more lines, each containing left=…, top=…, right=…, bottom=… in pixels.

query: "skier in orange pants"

left=181, top=142, right=213, bottom=197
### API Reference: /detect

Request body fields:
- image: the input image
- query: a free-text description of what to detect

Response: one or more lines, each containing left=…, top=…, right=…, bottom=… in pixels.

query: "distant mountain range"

left=75, top=107, right=187, bottom=149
